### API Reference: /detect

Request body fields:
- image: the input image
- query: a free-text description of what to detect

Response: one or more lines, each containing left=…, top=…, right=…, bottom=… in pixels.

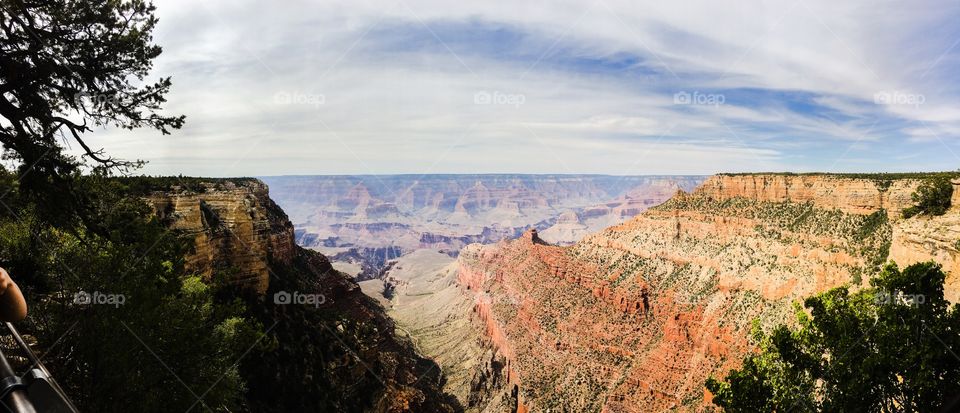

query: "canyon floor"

left=359, top=250, right=488, bottom=406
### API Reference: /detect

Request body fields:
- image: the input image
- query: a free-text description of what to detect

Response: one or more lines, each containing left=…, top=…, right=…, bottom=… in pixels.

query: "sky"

left=76, top=0, right=960, bottom=176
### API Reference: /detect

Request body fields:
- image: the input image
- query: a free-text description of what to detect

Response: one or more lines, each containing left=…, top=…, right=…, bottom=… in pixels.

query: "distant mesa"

left=555, top=210, right=581, bottom=224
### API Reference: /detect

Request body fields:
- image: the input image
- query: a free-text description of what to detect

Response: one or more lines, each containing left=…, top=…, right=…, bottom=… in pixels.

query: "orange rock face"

left=696, top=174, right=920, bottom=217
left=458, top=235, right=756, bottom=411
left=889, top=212, right=960, bottom=302
left=457, top=174, right=918, bottom=411
left=146, top=180, right=295, bottom=294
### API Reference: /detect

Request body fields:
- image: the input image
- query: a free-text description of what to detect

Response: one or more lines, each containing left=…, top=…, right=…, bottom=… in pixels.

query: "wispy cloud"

left=80, top=0, right=960, bottom=175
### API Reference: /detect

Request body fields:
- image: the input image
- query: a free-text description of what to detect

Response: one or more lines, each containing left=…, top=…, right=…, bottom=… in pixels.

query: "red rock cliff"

left=457, top=173, right=942, bottom=411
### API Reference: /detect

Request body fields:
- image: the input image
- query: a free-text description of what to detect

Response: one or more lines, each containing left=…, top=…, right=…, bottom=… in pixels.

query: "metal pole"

left=0, top=347, right=35, bottom=413
left=4, top=323, right=78, bottom=413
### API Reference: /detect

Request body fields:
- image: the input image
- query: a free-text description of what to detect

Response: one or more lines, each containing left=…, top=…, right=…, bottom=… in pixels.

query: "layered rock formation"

left=698, top=173, right=919, bottom=216
left=146, top=179, right=294, bottom=294
left=262, top=175, right=706, bottom=278
left=538, top=210, right=591, bottom=242
left=143, top=178, right=461, bottom=412
left=454, top=173, right=952, bottom=411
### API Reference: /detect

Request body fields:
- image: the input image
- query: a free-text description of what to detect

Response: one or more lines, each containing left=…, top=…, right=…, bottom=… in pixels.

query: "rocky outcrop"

left=146, top=180, right=294, bottom=294
left=538, top=211, right=591, bottom=243
left=455, top=173, right=945, bottom=411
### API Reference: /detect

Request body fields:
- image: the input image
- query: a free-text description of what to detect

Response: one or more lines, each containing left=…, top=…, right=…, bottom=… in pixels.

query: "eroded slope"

left=361, top=249, right=517, bottom=412
left=456, top=174, right=936, bottom=411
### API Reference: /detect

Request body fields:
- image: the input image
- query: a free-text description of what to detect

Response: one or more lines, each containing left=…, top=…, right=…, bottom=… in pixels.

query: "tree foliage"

left=903, top=176, right=954, bottom=218
left=0, top=0, right=183, bottom=231
left=0, top=2, right=270, bottom=408
left=0, top=170, right=263, bottom=412
left=706, top=262, right=960, bottom=412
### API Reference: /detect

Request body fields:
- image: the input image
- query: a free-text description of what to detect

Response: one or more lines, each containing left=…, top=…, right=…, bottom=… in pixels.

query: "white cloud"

left=77, top=0, right=960, bottom=175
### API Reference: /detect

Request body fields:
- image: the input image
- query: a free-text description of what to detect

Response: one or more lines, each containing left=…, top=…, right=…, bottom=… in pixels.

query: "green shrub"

left=706, top=261, right=960, bottom=412
left=903, top=176, right=954, bottom=218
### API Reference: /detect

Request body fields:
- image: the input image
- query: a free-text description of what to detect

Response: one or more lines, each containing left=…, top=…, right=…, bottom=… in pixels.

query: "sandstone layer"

left=889, top=213, right=960, bottom=302
left=147, top=179, right=294, bottom=294
left=696, top=174, right=919, bottom=216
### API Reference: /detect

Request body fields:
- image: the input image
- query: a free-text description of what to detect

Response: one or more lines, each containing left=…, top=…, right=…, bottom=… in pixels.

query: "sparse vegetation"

left=382, top=280, right=396, bottom=299
left=903, top=175, right=955, bottom=218
left=117, top=176, right=262, bottom=194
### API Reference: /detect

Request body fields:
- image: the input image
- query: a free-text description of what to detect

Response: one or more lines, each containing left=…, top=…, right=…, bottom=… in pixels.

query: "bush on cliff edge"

left=706, top=261, right=960, bottom=412
left=903, top=176, right=954, bottom=218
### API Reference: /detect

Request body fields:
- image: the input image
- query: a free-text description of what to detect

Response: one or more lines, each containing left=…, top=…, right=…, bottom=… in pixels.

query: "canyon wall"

left=696, top=174, right=919, bottom=216
left=143, top=179, right=461, bottom=412
left=356, top=249, right=522, bottom=412
left=262, top=175, right=706, bottom=226
left=146, top=179, right=295, bottom=294
left=456, top=173, right=956, bottom=411
left=888, top=180, right=960, bottom=302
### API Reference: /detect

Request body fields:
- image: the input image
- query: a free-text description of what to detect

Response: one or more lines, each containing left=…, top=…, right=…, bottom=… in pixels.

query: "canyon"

left=372, top=173, right=960, bottom=412
left=146, top=173, right=960, bottom=412
left=261, top=175, right=704, bottom=279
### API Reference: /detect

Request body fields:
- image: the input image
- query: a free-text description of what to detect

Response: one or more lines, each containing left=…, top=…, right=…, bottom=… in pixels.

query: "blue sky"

left=79, top=0, right=960, bottom=176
